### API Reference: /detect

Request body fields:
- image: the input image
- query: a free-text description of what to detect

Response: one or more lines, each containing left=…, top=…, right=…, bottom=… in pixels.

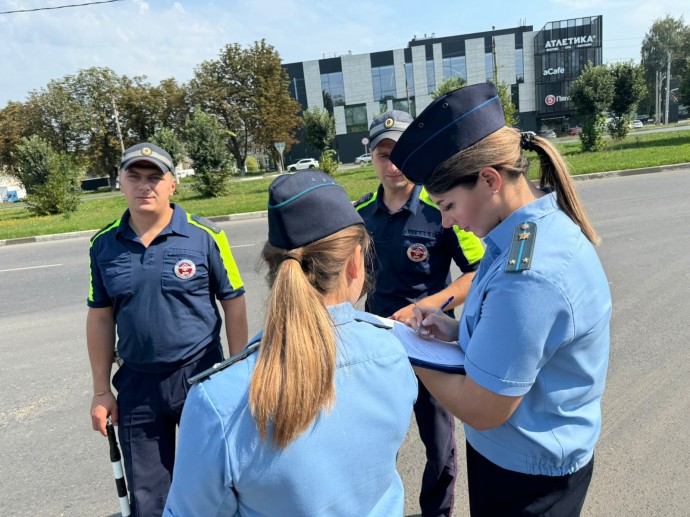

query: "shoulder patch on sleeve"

left=188, top=341, right=260, bottom=385
left=191, top=214, right=221, bottom=234
left=90, top=219, right=119, bottom=243
left=506, top=222, right=537, bottom=273
left=354, top=192, right=374, bottom=209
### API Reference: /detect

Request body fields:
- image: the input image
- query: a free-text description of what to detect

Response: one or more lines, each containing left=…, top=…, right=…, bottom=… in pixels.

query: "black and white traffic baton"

left=106, top=417, right=131, bottom=517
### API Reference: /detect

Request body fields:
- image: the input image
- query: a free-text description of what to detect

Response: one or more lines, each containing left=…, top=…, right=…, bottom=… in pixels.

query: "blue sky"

left=0, top=0, right=687, bottom=107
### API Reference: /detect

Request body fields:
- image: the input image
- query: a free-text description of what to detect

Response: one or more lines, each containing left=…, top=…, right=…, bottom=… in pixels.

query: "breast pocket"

left=399, top=230, right=438, bottom=275
left=98, top=253, right=133, bottom=298
left=162, top=248, right=209, bottom=294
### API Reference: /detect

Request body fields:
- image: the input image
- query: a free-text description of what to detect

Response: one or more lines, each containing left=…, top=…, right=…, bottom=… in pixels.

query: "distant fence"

left=81, top=177, right=110, bottom=191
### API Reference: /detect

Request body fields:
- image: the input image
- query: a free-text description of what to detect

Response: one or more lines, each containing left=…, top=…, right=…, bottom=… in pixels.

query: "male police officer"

left=355, top=111, right=484, bottom=516
left=87, top=142, right=248, bottom=516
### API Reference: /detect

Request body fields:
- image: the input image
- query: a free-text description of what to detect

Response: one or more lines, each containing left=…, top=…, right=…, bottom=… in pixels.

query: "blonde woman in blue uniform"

left=164, top=170, right=417, bottom=516
left=391, top=83, right=611, bottom=516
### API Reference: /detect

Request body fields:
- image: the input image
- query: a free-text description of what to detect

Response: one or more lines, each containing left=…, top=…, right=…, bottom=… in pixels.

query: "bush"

left=17, top=136, right=83, bottom=215
left=151, top=128, right=185, bottom=169
left=183, top=109, right=232, bottom=197
left=245, top=155, right=260, bottom=173
left=319, top=149, right=339, bottom=175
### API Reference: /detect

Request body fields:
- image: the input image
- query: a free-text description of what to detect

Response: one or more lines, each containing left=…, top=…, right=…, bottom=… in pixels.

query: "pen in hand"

left=416, top=296, right=455, bottom=335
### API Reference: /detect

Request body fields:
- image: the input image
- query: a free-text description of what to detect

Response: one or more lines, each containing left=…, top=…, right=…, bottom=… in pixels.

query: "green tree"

left=151, top=78, right=191, bottom=134
left=431, top=78, right=517, bottom=125
left=151, top=127, right=185, bottom=171
left=675, top=24, right=690, bottom=107
left=16, top=135, right=83, bottom=215
left=302, top=107, right=335, bottom=155
left=431, top=76, right=467, bottom=99
left=318, top=149, right=339, bottom=175
left=641, top=15, right=688, bottom=119
left=607, top=62, right=648, bottom=140
left=0, top=101, right=42, bottom=173
left=495, top=81, right=518, bottom=127
left=14, top=135, right=53, bottom=194
left=183, top=109, right=232, bottom=197
left=569, top=63, right=615, bottom=151
left=189, top=40, right=301, bottom=174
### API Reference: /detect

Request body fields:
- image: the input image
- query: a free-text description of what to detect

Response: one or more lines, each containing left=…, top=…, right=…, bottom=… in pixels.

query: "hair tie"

left=520, top=131, right=536, bottom=152
left=283, top=252, right=302, bottom=264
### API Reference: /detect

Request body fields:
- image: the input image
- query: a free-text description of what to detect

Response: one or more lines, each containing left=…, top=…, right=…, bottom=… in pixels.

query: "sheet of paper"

left=371, top=315, right=466, bottom=374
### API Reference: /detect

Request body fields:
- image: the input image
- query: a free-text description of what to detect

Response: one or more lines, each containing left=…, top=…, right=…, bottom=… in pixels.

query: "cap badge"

left=384, top=117, right=395, bottom=129
left=141, top=147, right=153, bottom=156
left=407, top=243, right=429, bottom=262
left=174, top=259, right=197, bottom=280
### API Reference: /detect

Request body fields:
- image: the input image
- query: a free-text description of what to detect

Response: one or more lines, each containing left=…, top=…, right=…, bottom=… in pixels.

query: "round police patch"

left=174, top=259, right=196, bottom=280
left=384, top=117, right=395, bottom=129
left=407, top=243, right=428, bottom=262
left=141, top=147, right=153, bottom=156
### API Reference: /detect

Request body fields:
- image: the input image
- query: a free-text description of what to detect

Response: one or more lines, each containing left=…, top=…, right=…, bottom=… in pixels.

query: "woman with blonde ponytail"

left=390, top=83, right=611, bottom=516
left=165, top=170, right=417, bottom=517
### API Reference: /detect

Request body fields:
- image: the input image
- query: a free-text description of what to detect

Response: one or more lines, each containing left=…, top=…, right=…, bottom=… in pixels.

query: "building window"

left=372, top=65, right=396, bottom=102
left=426, top=59, right=436, bottom=94
left=320, top=72, right=345, bottom=110
left=404, top=62, right=415, bottom=97
left=442, top=56, right=467, bottom=82
left=511, top=83, right=520, bottom=112
left=393, top=98, right=416, bottom=117
left=485, top=52, right=494, bottom=82
left=515, top=48, right=524, bottom=83
left=345, top=104, right=368, bottom=133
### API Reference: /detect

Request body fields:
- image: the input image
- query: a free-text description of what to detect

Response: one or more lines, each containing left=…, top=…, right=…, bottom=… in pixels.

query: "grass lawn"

left=1, top=130, right=688, bottom=241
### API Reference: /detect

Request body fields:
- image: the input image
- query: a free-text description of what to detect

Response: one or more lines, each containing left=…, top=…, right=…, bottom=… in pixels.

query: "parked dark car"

left=566, top=126, right=582, bottom=136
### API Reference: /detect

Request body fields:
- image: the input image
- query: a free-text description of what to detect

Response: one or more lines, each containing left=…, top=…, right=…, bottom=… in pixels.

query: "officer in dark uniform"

left=355, top=110, right=485, bottom=516
left=86, top=142, right=248, bottom=517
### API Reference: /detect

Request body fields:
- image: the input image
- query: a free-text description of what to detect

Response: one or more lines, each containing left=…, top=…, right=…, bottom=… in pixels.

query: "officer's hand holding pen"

left=410, top=297, right=459, bottom=342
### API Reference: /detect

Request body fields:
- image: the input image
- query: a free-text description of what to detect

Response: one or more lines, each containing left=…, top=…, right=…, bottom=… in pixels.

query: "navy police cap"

left=389, top=83, right=506, bottom=185
left=267, top=170, right=364, bottom=250
left=120, top=142, right=175, bottom=174
left=369, top=109, right=414, bottom=150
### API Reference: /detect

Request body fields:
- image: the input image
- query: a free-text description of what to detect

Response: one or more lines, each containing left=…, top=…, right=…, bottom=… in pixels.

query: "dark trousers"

left=466, top=441, right=594, bottom=517
left=112, top=347, right=222, bottom=517
left=414, top=378, right=457, bottom=517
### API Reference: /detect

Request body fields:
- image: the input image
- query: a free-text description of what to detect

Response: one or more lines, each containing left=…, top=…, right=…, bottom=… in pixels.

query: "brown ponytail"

left=425, top=126, right=600, bottom=244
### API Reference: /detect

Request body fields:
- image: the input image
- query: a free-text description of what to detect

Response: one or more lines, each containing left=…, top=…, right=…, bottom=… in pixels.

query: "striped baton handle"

left=106, top=417, right=131, bottom=517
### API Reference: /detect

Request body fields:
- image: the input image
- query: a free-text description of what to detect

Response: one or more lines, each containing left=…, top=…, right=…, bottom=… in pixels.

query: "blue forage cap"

left=267, top=170, right=364, bottom=250
left=369, top=109, right=414, bottom=150
left=390, top=83, right=506, bottom=184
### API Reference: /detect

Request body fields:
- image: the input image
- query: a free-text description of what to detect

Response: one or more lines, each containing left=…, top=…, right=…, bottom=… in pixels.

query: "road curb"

left=1, top=163, right=688, bottom=247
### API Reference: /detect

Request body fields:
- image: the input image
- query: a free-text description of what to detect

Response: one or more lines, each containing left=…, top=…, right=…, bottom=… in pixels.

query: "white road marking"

left=0, top=263, right=62, bottom=273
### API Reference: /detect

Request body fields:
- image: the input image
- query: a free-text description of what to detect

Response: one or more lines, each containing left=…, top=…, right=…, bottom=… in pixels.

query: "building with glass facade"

left=283, top=15, right=603, bottom=163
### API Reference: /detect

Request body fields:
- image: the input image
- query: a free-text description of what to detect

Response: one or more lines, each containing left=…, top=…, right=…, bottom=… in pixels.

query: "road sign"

left=361, top=137, right=369, bottom=146
left=274, top=142, right=286, bottom=154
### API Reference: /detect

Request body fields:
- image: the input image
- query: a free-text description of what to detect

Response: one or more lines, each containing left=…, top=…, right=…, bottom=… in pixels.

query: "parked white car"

left=287, top=158, right=319, bottom=172
left=629, top=120, right=644, bottom=129
left=354, top=153, right=372, bottom=164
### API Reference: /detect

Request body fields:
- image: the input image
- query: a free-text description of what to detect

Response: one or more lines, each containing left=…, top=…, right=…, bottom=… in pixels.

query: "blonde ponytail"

left=249, top=225, right=370, bottom=449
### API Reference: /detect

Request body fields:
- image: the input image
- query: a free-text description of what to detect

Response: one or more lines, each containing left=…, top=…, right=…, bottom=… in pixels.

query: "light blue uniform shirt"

left=461, top=192, right=611, bottom=476
left=164, top=302, right=417, bottom=516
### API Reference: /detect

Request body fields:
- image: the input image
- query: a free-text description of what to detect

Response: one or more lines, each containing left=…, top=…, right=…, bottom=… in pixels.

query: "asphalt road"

left=1, top=169, right=689, bottom=516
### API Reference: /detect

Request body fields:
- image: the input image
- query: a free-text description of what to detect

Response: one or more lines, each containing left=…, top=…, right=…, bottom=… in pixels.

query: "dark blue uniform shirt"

left=88, top=203, right=245, bottom=372
left=356, top=184, right=484, bottom=317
